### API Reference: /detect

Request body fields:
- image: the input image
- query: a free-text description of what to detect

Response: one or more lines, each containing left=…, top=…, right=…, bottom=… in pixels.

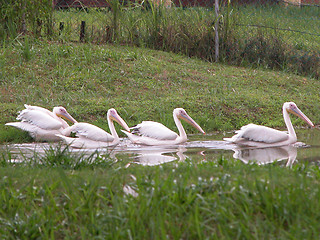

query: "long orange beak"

left=288, top=106, right=314, bottom=128
left=58, top=112, right=78, bottom=124
left=110, top=111, right=130, bottom=132
left=180, top=113, right=205, bottom=134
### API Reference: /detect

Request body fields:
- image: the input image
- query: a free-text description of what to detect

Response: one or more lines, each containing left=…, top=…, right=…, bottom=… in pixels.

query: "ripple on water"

left=2, top=129, right=320, bottom=166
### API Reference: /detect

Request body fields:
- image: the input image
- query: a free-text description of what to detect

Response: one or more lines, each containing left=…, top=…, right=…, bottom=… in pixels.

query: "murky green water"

left=2, top=129, right=320, bottom=166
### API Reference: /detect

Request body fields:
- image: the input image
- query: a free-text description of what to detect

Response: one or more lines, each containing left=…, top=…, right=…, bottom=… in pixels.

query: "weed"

left=1, top=155, right=320, bottom=238
left=2, top=2, right=319, bottom=77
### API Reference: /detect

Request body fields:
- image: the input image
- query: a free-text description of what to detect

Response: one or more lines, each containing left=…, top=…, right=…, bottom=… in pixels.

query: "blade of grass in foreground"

left=0, top=155, right=320, bottom=238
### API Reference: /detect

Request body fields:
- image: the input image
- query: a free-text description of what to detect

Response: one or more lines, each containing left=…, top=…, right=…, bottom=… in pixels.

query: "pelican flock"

left=224, top=102, right=314, bottom=147
left=122, top=108, right=205, bottom=146
left=5, top=104, right=77, bottom=142
left=5, top=102, right=315, bottom=149
left=56, top=108, right=130, bottom=148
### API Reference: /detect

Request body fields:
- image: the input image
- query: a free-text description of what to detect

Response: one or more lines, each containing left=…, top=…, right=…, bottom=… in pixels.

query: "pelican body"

left=5, top=104, right=77, bottom=142
left=224, top=102, right=314, bottom=147
left=57, top=108, right=130, bottom=148
left=122, top=108, right=205, bottom=146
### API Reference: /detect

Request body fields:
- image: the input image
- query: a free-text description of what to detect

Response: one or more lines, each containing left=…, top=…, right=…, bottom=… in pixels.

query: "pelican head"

left=285, top=102, right=314, bottom=127
left=174, top=108, right=205, bottom=134
left=53, top=107, right=78, bottom=124
left=107, top=108, right=130, bottom=132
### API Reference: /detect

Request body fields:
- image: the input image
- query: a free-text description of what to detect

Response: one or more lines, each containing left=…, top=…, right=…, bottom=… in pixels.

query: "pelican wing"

left=24, top=104, right=53, bottom=116
left=5, top=122, right=39, bottom=139
left=23, top=105, right=70, bottom=129
left=17, top=109, right=63, bottom=130
left=5, top=122, right=64, bottom=141
left=57, top=134, right=115, bottom=148
left=70, top=122, right=114, bottom=142
left=131, top=121, right=179, bottom=140
left=228, top=124, right=289, bottom=143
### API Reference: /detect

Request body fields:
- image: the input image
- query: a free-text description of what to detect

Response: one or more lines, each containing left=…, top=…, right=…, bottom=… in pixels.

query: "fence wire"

left=1, top=0, right=320, bottom=76
left=51, top=0, right=320, bottom=50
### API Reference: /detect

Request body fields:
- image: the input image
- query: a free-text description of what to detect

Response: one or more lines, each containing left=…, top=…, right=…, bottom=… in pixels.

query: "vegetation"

left=1, top=2, right=320, bottom=239
left=1, top=145, right=320, bottom=239
left=1, top=41, right=320, bottom=143
left=1, top=1, right=320, bottom=77
left=0, top=0, right=53, bottom=39
left=53, top=3, right=320, bottom=78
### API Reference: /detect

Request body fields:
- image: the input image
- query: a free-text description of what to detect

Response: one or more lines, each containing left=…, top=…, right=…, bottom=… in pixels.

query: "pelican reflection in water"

left=232, top=145, right=297, bottom=167
left=127, top=146, right=188, bottom=166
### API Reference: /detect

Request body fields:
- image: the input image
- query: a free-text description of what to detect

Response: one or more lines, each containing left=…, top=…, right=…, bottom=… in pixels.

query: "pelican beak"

left=288, top=106, right=314, bottom=128
left=57, top=112, right=78, bottom=124
left=180, top=113, right=206, bottom=134
left=111, top=112, right=130, bottom=132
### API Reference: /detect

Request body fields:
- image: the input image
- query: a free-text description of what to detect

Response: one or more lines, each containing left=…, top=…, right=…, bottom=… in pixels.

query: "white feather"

left=5, top=105, right=76, bottom=142
left=24, top=104, right=53, bottom=116
left=228, top=124, right=289, bottom=143
left=6, top=122, right=63, bottom=141
left=56, top=134, right=116, bottom=148
left=69, top=123, right=114, bottom=142
left=132, top=121, right=178, bottom=140
left=224, top=102, right=314, bottom=147
left=17, top=109, right=63, bottom=130
left=5, top=122, right=38, bottom=138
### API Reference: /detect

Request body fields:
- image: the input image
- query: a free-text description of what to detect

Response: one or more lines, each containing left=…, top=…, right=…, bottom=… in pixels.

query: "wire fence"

left=1, top=0, right=320, bottom=77
left=53, top=1, right=319, bottom=42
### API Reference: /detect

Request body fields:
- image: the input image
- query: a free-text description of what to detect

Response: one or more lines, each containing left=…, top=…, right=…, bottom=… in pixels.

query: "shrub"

left=0, top=0, right=53, bottom=41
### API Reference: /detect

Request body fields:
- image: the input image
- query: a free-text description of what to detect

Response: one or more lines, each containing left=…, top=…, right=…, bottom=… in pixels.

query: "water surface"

left=2, top=128, right=320, bottom=167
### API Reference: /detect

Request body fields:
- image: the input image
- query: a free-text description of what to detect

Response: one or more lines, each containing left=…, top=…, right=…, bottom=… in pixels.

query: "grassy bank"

left=1, top=146, right=320, bottom=239
left=1, top=40, right=320, bottom=143
left=52, top=4, right=320, bottom=78
left=2, top=3, right=320, bottom=78
left=1, top=39, right=320, bottom=239
left=1, top=4, right=320, bottom=238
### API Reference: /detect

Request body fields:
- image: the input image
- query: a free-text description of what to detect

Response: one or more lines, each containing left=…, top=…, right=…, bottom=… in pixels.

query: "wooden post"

left=21, top=0, right=27, bottom=34
left=36, top=18, right=42, bottom=37
left=105, top=25, right=111, bottom=42
left=215, top=0, right=219, bottom=62
left=59, top=22, right=64, bottom=35
left=80, top=21, right=86, bottom=42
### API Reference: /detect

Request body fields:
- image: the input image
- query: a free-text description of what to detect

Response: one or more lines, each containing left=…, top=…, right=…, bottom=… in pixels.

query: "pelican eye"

left=290, top=104, right=297, bottom=110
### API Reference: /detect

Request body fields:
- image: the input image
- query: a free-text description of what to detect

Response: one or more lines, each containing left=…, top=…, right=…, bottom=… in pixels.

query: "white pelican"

left=57, top=108, right=130, bottom=148
left=223, top=102, right=314, bottom=147
left=5, top=104, right=77, bottom=142
left=122, top=108, right=205, bottom=146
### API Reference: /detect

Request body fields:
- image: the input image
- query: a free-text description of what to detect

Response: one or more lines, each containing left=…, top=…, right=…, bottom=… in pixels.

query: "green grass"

left=1, top=4, right=320, bottom=239
left=51, top=4, right=320, bottom=74
left=1, top=40, right=320, bottom=143
left=2, top=3, right=320, bottom=77
left=52, top=4, right=320, bottom=49
left=1, top=147, right=320, bottom=239
left=232, top=4, right=320, bottom=50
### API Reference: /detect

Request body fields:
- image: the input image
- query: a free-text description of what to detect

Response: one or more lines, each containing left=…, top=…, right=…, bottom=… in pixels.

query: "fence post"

left=215, top=0, right=219, bottom=62
left=80, top=21, right=86, bottom=42
left=59, top=22, right=64, bottom=35
left=21, top=0, right=27, bottom=34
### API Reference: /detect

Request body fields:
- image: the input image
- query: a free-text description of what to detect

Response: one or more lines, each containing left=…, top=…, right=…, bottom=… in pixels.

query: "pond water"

left=2, top=129, right=320, bottom=167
